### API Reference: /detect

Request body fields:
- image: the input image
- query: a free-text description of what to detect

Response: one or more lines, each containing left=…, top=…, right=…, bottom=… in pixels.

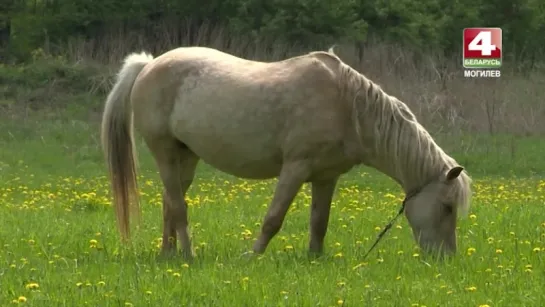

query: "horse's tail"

left=101, top=52, right=154, bottom=241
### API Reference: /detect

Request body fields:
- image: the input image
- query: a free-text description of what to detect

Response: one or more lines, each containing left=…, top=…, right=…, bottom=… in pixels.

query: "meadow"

left=0, top=106, right=544, bottom=307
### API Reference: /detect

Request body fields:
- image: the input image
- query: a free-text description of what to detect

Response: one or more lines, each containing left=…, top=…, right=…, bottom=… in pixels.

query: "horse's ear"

left=445, top=166, right=464, bottom=181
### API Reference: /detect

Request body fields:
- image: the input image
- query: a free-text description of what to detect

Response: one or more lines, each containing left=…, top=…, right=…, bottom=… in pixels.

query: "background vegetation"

left=2, top=0, right=545, bottom=65
left=2, top=0, right=545, bottom=135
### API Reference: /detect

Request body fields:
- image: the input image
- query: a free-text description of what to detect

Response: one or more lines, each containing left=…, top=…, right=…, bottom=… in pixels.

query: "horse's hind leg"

left=308, top=177, right=338, bottom=255
left=161, top=149, right=199, bottom=256
left=148, top=139, right=199, bottom=260
left=253, top=161, right=310, bottom=254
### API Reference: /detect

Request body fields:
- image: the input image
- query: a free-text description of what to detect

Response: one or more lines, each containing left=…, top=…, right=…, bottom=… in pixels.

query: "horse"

left=101, top=46, right=472, bottom=261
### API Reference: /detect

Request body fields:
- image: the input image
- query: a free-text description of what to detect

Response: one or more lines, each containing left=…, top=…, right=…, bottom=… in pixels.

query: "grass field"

left=0, top=113, right=544, bottom=307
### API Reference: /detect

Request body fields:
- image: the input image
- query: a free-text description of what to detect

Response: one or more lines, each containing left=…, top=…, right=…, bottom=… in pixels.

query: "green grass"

left=0, top=113, right=544, bottom=307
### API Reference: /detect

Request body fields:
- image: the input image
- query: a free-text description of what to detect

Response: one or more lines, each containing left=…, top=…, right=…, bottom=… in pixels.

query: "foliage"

left=1, top=0, right=544, bottom=64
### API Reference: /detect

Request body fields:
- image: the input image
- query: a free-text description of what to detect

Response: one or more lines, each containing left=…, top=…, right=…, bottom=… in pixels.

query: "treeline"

left=1, top=0, right=545, bottom=65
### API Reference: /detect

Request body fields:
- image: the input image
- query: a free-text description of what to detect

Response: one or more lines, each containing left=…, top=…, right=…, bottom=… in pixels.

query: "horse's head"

left=403, top=166, right=469, bottom=257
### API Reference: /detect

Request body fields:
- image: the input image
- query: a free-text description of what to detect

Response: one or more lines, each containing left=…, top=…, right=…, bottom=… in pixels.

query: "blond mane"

left=323, top=47, right=472, bottom=214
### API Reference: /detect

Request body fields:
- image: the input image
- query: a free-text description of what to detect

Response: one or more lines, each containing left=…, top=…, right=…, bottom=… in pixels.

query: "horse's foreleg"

left=308, top=178, right=338, bottom=254
left=252, top=161, right=309, bottom=254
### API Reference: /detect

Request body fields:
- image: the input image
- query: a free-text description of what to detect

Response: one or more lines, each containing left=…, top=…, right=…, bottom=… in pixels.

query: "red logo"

left=463, top=28, right=502, bottom=69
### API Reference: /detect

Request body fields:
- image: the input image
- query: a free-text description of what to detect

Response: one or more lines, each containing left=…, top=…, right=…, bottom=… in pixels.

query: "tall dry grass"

left=57, top=21, right=544, bottom=137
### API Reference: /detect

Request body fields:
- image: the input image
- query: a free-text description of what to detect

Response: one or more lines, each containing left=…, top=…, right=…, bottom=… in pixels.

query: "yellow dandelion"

left=25, top=283, right=39, bottom=290
left=337, top=299, right=344, bottom=305
left=495, top=249, right=503, bottom=254
left=412, top=253, right=420, bottom=257
left=18, top=296, right=27, bottom=303
left=532, top=247, right=541, bottom=252
left=396, top=276, right=402, bottom=280
left=337, top=281, right=346, bottom=287
left=467, top=247, right=476, bottom=255
left=397, top=250, right=404, bottom=255
left=334, top=252, right=343, bottom=258
left=97, top=281, right=105, bottom=286
left=242, top=276, right=250, bottom=282
left=173, top=272, right=181, bottom=277
left=478, top=305, right=490, bottom=307
left=76, top=282, right=83, bottom=287
left=469, top=214, right=477, bottom=219
left=284, top=245, right=294, bottom=251
left=181, top=263, right=189, bottom=268
left=145, top=290, right=152, bottom=295
left=334, top=242, right=341, bottom=247
left=465, top=286, right=477, bottom=292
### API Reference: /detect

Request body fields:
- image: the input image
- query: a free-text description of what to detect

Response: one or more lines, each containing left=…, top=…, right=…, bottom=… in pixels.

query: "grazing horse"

left=101, top=46, right=472, bottom=261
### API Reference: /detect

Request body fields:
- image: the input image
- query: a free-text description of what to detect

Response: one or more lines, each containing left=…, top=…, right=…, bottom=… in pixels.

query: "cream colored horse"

left=101, top=46, right=472, bottom=261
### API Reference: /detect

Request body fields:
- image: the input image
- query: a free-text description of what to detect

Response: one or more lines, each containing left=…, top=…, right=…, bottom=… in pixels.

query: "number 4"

left=468, top=31, right=496, bottom=56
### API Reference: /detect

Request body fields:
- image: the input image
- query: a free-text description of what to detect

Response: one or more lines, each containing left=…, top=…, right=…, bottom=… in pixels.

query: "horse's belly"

left=202, top=156, right=282, bottom=179
left=185, top=140, right=283, bottom=179
left=173, top=121, right=283, bottom=179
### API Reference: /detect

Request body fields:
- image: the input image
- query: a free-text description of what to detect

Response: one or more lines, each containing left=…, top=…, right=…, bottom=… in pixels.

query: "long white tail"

left=100, top=52, right=154, bottom=240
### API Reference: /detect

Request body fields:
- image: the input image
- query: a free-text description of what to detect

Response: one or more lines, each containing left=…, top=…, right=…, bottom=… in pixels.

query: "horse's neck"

left=356, top=103, right=438, bottom=194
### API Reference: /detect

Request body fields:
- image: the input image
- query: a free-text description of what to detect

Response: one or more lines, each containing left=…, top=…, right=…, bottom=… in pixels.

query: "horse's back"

left=131, top=47, right=356, bottom=179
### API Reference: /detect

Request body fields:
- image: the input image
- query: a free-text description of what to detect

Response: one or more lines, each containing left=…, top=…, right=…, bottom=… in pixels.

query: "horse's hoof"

left=159, top=248, right=177, bottom=259
left=181, top=250, right=196, bottom=263
left=307, top=250, right=324, bottom=259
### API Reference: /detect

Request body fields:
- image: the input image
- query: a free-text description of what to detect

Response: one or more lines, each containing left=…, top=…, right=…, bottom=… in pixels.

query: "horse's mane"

left=319, top=47, right=472, bottom=214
